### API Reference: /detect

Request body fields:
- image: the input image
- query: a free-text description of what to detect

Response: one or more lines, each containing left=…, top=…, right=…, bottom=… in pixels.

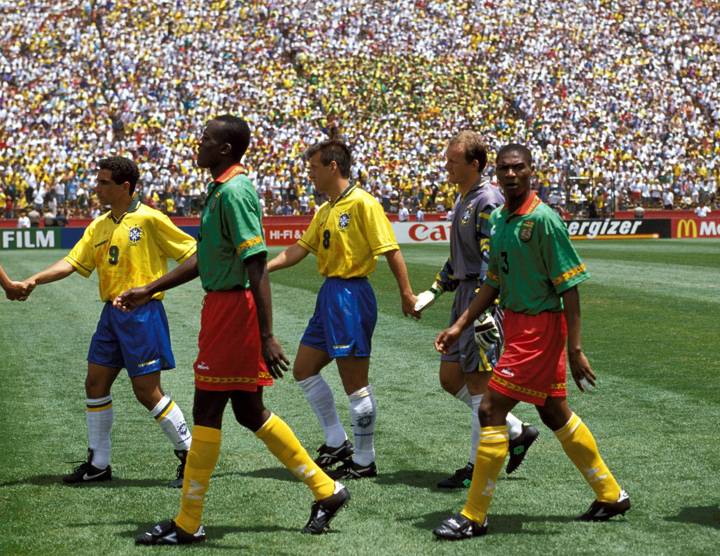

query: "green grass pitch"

left=1, top=240, right=718, bottom=555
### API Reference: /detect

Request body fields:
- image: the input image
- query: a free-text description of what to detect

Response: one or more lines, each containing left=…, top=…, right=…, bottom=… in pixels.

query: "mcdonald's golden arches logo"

left=676, top=219, right=698, bottom=238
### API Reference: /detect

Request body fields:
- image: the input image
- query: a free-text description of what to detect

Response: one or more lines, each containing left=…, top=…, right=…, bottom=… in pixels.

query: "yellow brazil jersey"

left=65, top=197, right=196, bottom=301
left=298, top=186, right=398, bottom=278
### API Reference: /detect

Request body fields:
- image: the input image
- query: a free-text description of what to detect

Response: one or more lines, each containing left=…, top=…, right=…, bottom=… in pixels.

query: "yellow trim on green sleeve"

left=552, top=263, right=587, bottom=287
left=235, top=235, right=263, bottom=255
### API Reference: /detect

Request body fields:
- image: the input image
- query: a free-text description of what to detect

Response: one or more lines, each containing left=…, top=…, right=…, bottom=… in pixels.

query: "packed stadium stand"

left=0, top=0, right=717, bottom=219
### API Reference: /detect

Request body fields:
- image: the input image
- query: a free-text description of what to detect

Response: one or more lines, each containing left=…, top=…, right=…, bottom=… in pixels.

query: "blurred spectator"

left=695, top=203, right=710, bottom=217
left=398, top=202, right=409, bottom=222
left=55, top=208, right=68, bottom=227
left=43, top=206, right=56, bottom=227
left=17, top=210, right=30, bottom=228
left=415, top=207, right=425, bottom=222
left=662, top=189, right=674, bottom=210
left=28, top=207, right=41, bottom=227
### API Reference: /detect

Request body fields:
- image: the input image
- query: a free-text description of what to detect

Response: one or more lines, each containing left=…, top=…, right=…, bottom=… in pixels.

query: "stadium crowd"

left=0, top=0, right=718, bottom=222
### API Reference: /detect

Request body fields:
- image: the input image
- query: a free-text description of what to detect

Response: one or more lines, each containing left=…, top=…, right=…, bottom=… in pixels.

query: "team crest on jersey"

left=128, top=226, right=144, bottom=244
left=519, top=220, right=535, bottom=242
left=209, top=191, right=221, bottom=211
left=338, top=212, right=351, bottom=229
left=461, top=205, right=473, bottom=225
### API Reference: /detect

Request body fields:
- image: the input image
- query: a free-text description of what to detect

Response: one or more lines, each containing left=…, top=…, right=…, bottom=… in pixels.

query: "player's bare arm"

left=384, top=248, right=419, bottom=319
left=435, top=282, right=498, bottom=353
left=246, top=252, right=290, bottom=378
left=113, top=254, right=199, bottom=311
left=561, top=286, right=596, bottom=392
left=266, top=242, right=310, bottom=272
left=24, top=258, right=76, bottom=290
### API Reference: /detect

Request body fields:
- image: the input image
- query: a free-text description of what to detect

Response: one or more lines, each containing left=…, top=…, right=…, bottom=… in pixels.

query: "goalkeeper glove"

left=414, top=282, right=443, bottom=312
left=473, top=310, right=500, bottom=351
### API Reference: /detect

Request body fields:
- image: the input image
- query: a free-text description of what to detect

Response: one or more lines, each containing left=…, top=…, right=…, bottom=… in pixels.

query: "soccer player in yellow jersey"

left=268, top=140, right=419, bottom=479
left=20, top=157, right=195, bottom=487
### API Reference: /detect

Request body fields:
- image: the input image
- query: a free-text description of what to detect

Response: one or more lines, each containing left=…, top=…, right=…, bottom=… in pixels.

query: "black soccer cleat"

left=433, top=513, right=488, bottom=540
left=327, top=459, right=377, bottom=480
left=302, top=482, right=350, bottom=534
left=437, top=463, right=474, bottom=489
left=63, top=449, right=112, bottom=484
left=506, top=424, right=539, bottom=474
left=168, top=449, right=187, bottom=488
left=578, top=490, right=631, bottom=521
left=136, top=520, right=206, bottom=545
left=314, top=440, right=354, bottom=469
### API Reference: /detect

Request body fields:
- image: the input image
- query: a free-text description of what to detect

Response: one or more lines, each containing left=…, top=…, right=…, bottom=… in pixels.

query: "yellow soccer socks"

left=555, top=413, right=622, bottom=503
left=256, top=413, right=335, bottom=501
left=175, top=425, right=221, bottom=534
left=461, top=425, right=509, bottom=523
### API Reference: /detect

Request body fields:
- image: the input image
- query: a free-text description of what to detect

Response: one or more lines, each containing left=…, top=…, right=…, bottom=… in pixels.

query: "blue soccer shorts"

left=88, top=300, right=175, bottom=376
left=301, top=277, right=377, bottom=358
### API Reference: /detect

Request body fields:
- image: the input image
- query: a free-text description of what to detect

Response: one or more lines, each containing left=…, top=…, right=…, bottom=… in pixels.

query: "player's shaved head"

left=213, top=115, right=251, bottom=161
left=497, top=144, right=533, bottom=166
left=98, top=156, right=140, bottom=195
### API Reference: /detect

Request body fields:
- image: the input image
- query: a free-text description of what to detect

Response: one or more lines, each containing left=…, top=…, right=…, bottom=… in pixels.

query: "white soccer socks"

left=349, top=386, right=377, bottom=466
left=150, top=395, right=191, bottom=452
left=86, top=395, right=113, bottom=469
left=298, top=375, right=348, bottom=447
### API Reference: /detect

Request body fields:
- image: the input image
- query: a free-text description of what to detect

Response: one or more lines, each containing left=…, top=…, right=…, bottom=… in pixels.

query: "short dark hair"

left=497, top=144, right=533, bottom=165
left=305, top=140, right=352, bottom=179
left=214, top=115, right=251, bottom=161
left=98, top=156, right=140, bottom=195
left=449, top=131, right=487, bottom=173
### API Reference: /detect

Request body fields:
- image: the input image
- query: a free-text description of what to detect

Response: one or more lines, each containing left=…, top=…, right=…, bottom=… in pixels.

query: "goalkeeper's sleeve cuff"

left=430, top=281, right=443, bottom=296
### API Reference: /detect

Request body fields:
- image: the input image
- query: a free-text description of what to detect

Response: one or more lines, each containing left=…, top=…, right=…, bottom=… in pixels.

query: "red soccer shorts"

left=489, top=310, right=567, bottom=405
left=193, top=290, right=273, bottom=392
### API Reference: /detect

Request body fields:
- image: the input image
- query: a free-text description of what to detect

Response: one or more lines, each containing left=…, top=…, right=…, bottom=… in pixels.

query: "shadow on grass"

left=373, top=469, right=528, bottom=490
left=215, top=467, right=530, bottom=490
left=79, top=520, right=311, bottom=551
left=665, top=505, right=720, bottom=529
left=0, top=475, right=168, bottom=488
left=411, top=509, right=576, bottom=535
left=215, top=467, right=296, bottom=483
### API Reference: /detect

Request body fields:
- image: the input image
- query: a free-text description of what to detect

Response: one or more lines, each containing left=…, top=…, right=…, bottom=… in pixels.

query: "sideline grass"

left=1, top=240, right=719, bottom=555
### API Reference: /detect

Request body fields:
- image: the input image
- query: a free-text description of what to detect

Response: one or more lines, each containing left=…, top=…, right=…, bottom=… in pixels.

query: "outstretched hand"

left=569, top=350, right=596, bottom=392
left=402, top=292, right=421, bottom=320
left=113, top=286, right=152, bottom=312
left=5, top=279, right=34, bottom=301
left=263, top=336, right=290, bottom=379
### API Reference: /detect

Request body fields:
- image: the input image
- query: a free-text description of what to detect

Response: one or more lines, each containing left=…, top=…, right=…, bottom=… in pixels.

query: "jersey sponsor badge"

left=338, top=212, right=351, bottom=229
left=128, top=226, right=144, bottom=244
left=519, top=220, right=535, bottom=242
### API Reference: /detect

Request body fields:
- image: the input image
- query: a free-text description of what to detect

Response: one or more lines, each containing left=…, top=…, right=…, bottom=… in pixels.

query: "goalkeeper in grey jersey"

left=414, top=131, right=539, bottom=488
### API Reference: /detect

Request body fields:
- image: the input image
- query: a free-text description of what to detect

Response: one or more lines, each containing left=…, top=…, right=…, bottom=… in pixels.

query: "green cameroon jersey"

left=197, top=164, right=267, bottom=291
left=485, top=192, right=589, bottom=314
